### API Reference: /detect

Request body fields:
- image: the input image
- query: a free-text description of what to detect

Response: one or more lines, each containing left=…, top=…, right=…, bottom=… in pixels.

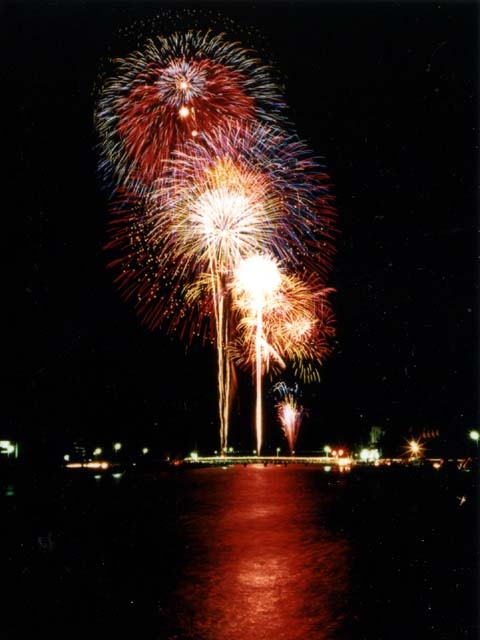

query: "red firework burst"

left=95, top=30, right=287, bottom=192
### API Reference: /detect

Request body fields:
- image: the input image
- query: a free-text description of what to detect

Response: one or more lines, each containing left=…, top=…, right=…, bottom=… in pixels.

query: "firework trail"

left=232, top=254, right=282, bottom=455
left=273, top=381, right=307, bottom=454
left=94, top=30, right=287, bottom=193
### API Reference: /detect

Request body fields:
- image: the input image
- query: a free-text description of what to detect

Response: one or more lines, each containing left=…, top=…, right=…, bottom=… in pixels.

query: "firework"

left=232, top=271, right=336, bottom=384
left=94, top=30, right=287, bottom=193
left=231, top=269, right=334, bottom=454
left=161, top=120, right=336, bottom=271
left=232, top=254, right=282, bottom=455
left=96, top=27, right=338, bottom=455
left=273, top=382, right=307, bottom=454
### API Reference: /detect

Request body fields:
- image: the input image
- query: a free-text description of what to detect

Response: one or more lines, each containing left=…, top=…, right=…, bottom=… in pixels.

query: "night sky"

left=4, top=0, right=478, bottom=458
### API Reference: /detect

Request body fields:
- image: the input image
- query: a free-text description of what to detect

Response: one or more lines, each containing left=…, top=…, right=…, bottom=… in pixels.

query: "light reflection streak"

left=169, top=467, right=350, bottom=639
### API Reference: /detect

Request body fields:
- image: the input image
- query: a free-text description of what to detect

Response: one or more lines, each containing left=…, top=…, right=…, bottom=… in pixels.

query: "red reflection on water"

left=169, top=465, right=350, bottom=639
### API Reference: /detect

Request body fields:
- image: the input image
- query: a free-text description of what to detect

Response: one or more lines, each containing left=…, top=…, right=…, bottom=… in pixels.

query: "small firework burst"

left=273, top=381, right=307, bottom=454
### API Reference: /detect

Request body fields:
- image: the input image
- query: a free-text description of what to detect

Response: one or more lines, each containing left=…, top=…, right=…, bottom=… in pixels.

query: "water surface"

left=1, top=462, right=477, bottom=639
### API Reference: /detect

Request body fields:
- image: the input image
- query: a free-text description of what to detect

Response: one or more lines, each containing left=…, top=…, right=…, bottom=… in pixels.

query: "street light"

left=469, top=431, right=479, bottom=457
left=407, top=438, right=425, bottom=460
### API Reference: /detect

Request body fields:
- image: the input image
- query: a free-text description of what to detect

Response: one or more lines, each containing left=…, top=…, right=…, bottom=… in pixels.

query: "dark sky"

left=3, top=0, right=478, bottom=457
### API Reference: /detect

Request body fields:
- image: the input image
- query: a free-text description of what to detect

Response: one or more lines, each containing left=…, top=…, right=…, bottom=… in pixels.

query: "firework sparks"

left=273, top=382, right=307, bottom=454
left=232, top=271, right=336, bottom=384
left=95, top=30, right=287, bottom=193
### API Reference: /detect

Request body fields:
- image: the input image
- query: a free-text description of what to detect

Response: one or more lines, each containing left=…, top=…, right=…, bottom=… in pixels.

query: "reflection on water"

left=1, top=461, right=476, bottom=638
left=168, top=466, right=350, bottom=639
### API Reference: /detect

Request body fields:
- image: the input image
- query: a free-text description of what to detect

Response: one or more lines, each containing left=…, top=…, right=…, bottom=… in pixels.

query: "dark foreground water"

left=1, top=462, right=478, bottom=639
